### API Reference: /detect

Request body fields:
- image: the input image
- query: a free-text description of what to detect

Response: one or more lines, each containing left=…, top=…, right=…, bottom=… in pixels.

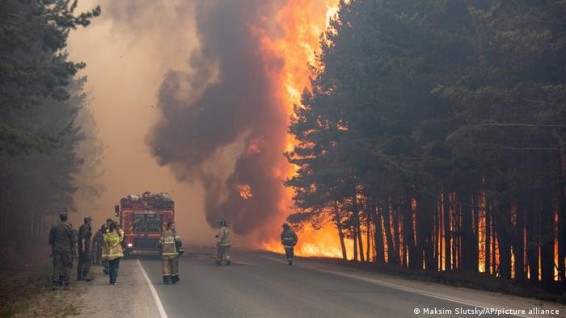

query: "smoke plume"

left=149, top=1, right=290, bottom=236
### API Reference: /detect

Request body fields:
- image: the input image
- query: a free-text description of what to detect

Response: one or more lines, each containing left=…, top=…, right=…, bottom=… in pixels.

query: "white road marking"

left=137, top=259, right=168, bottom=318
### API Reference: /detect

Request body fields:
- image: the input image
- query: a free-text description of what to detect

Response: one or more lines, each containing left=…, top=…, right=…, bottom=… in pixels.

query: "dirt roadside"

left=0, top=260, right=160, bottom=318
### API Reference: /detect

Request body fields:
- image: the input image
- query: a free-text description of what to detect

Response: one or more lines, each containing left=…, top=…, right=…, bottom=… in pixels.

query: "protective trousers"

left=52, top=250, right=73, bottom=285
left=161, top=255, right=178, bottom=276
left=217, top=245, right=231, bottom=263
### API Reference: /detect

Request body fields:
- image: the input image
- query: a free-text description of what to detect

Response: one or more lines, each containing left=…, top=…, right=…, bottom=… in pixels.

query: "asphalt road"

left=136, top=249, right=549, bottom=318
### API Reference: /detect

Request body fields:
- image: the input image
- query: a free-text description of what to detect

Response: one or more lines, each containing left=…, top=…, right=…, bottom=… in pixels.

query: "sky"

left=67, top=0, right=337, bottom=248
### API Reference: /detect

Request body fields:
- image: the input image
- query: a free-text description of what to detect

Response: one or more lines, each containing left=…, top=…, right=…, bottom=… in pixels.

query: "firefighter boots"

left=171, top=275, right=180, bottom=284
left=163, top=275, right=172, bottom=285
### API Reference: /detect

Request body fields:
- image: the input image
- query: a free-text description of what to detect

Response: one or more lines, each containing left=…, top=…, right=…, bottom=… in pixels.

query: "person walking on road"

left=102, top=221, right=124, bottom=285
left=49, top=212, right=76, bottom=290
left=102, top=218, right=113, bottom=274
left=158, top=221, right=184, bottom=284
left=215, top=219, right=231, bottom=266
left=77, top=216, right=93, bottom=281
left=281, top=223, right=298, bottom=265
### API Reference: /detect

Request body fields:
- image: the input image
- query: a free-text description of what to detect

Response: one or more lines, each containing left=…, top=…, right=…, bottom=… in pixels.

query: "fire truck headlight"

left=127, top=243, right=133, bottom=248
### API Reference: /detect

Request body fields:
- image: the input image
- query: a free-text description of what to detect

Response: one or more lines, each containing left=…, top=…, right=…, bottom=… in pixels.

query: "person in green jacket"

left=215, top=219, right=231, bottom=266
left=102, top=222, right=124, bottom=285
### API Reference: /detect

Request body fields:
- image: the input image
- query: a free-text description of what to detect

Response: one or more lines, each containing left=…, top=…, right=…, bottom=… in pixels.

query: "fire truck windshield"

left=133, top=213, right=162, bottom=232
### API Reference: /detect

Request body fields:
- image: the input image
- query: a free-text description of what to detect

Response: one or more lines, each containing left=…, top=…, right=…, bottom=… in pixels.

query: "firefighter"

left=215, top=219, right=231, bottom=266
left=158, top=221, right=183, bottom=284
left=102, top=218, right=113, bottom=274
left=77, top=216, right=93, bottom=281
left=48, top=212, right=76, bottom=290
left=102, top=221, right=124, bottom=285
left=281, top=223, right=298, bottom=265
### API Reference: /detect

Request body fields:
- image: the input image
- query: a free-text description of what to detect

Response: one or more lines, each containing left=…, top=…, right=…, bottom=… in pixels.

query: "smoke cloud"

left=148, top=1, right=290, bottom=236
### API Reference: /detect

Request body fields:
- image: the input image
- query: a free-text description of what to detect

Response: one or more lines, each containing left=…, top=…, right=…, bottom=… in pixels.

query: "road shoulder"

left=75, top=260, right=161, bottom=318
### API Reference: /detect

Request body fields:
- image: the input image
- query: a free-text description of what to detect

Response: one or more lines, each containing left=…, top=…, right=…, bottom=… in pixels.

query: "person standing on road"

left=77, top=216, right=93, bottom=281
left=102, top=221, right=124, bottom=285
left=215, top=219, right=231, bottom=266
left=49, top=212, right=76, bottom=290
left=281, top=223, right=298, bottom=265
left=158, top=221, right=184, bottom=284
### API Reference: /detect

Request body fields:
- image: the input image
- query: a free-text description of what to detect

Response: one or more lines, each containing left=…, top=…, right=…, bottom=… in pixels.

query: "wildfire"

left=255, top=0, right=344, bottom=258
left=262, top=222, right=350, bottom=259
left=236, top=184, right=253, bottom=199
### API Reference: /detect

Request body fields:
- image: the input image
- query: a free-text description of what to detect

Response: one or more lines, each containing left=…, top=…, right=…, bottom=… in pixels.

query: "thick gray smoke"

left=148, top=1, right=290, bottom=235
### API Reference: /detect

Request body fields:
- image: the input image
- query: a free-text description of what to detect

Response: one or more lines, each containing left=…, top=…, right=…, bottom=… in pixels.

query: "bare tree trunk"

left=334, top=202, right=348, bottom=260
left=485, top=202, right=491, bottom=274
left=352, top=220, right=358, bottom=262
left=393, top=205, right=401, bottom=266
left=372, top=202, right=385, bottom=263
left=366, top=206, right=372, bottom=262
left=540, top=184, right=555, bottom=292
left=383, top=200, right=397, bottom=265
left=443, top=192, right=451, bottom=271
left=514, top=203, right=526, bottom=285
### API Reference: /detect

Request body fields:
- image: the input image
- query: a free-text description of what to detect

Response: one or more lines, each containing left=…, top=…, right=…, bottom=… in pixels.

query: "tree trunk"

left=372, top=203, right=385, bottom=263
left=383, top=200, right=397, bottom=265
left=444, top=192, right=452, bottom=270
left=494, top=197, right=512, bottom=280
left=514, top=202, right=526, bottom=285
left=539, top=184, right=555, bottom=292
left=485, top=203, right=491, bottom=274
left=334, top=202, right=348, bottom=260
left=402, top=198, right=418, bottom=269
left=393, top=203, right=401, bottom=266
left=460, top=194, right=475, bottom=271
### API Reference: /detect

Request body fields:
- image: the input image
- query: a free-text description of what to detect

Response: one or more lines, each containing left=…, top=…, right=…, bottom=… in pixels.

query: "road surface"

left=125, top=249, right=565, bottom=318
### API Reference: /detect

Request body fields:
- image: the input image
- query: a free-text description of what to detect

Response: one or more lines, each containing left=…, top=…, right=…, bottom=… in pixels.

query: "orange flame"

left=262, top=222, right=351, bottom=259
left=256, top=0, right=342, bottom=257
left=236, top=184, right=253, bottom=199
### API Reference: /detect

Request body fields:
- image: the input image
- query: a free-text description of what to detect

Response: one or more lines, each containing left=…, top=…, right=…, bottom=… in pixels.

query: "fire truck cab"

left=114, top=191, right=174, bottom=256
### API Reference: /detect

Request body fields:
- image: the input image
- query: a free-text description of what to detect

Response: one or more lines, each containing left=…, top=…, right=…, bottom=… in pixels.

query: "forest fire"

left=256, top=0, right=344, bottom=257
left=262, top=222, right=348, bottom=258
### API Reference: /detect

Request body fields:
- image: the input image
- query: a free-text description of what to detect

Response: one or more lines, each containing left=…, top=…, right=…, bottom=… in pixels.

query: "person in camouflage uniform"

left=48, top=212, right=76, bottom=290
left=77, top=216, right=93, bottom=281
left=92, top=224, right=105, bottom=265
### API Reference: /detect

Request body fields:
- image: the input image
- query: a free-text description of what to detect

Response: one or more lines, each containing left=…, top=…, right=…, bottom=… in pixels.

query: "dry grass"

left=0, top=246, right=82, bottom=318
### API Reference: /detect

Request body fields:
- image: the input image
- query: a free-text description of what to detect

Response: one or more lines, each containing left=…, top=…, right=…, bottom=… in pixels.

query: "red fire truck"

left=114, top=191, right=175, bottom=255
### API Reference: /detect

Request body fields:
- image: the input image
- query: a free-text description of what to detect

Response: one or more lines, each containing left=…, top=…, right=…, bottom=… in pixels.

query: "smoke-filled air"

left=149, top=1, right=289, bottom=237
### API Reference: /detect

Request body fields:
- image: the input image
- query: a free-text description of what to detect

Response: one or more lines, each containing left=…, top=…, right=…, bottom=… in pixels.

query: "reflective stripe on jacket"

left=216, top=227, right=231, bottom=246
left=102, top=231, right=124, bottom=261
left=281, top=229, right=298, bottom=247
left=160, top=229, right=178, bottom=257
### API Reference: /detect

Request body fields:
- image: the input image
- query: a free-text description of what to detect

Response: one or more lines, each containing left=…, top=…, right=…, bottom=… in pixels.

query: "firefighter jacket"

left=102, top=231, right=124, bottom=261
left=216, top=226, right=231, bottom=246
left=281, top=229, right=298, bottom=248
left=159, top=229, right=182, bottom=259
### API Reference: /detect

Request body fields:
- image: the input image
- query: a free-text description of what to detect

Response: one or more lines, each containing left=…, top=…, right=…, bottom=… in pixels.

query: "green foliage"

left=286, top=0, right=566, bottom=289
left=0, top=0, right=101, bottom=248
left=0, top=0, right=100, bottom=154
